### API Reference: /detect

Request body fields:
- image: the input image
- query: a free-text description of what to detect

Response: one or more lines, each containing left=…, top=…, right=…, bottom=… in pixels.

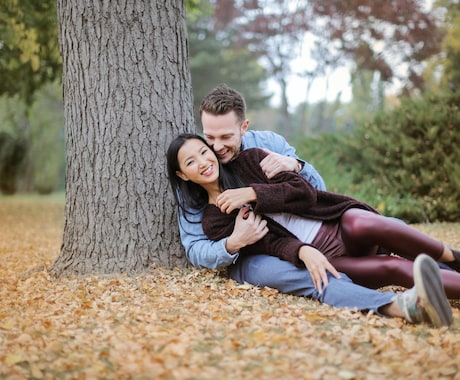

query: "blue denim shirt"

left=178, top=130, right=326, bottom=269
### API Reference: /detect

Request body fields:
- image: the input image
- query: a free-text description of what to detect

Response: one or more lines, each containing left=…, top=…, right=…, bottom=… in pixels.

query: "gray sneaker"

left=395, top=254, right=452, bottom=327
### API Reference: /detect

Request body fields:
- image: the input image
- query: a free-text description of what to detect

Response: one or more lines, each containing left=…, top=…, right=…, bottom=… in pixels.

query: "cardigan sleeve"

left=232, top=149, right=318, bottom=215
left=202, top=206, right=237, bottom=241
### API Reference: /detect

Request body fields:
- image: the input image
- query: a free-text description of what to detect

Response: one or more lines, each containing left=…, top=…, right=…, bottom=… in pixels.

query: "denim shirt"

left=177, top=130, right=326, bottom=269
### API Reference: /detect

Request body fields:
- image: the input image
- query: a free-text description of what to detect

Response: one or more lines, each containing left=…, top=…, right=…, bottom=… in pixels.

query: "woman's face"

left=176, top=138, right=219, bottom=185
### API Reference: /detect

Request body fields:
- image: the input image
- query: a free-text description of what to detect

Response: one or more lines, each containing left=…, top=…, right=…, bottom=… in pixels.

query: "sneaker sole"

left=413, top=254, right=453, bottom=327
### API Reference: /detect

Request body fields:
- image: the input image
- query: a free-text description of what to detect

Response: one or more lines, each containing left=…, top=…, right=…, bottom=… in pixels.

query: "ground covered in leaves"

left=1, top=196, right=460, bottom=380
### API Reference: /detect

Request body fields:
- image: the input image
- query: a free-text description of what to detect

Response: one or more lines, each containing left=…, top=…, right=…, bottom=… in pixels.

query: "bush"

left=341, top=91, right=460, bottom=222
left=294, top=132, right=354, bottom=193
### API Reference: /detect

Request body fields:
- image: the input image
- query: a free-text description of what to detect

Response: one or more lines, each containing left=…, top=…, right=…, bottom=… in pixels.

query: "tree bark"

left=51, top=0, right=193, bottom=276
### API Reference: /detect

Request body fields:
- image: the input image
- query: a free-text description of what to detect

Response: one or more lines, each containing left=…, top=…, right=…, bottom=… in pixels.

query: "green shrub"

left=294, top=91, right=460, bottom=223
left=341, top=91, right=460, bottom=222
left=294, top=132, right=354, bottom=193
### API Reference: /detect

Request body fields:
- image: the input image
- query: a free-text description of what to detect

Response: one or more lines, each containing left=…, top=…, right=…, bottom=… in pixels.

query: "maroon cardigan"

left=202, top=148, right=376, bottom=266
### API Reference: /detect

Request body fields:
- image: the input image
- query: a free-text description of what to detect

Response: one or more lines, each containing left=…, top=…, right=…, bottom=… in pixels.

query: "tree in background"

left=211, top=0, right=443, bottom=135
left=187, top=4, right=270, bottom=127
left=309, top=0, right=444, bottom=94
left=51, top=0, right=193, bottom=276
left=0, top=0, right=62, bottom=194
left=214, top=0, right=309, bottom=138
left=425, top=0, right=460, bottom=92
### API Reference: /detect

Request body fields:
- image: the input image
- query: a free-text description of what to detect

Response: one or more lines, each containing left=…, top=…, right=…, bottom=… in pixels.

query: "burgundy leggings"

left=329, top=208, right=460, bottom=299
left=330, top=255, right=460, bottom=299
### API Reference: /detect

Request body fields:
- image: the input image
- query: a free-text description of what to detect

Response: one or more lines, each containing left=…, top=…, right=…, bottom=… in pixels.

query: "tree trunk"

left=51, top=0, right=194, bottom=276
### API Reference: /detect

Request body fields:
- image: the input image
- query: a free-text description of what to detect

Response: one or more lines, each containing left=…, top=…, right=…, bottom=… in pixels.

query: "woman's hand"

left=225, top=206, right=268, bottom=253
left=298, top=246, right=341, bottom=294
left=216, top=187, right=257, bottom=214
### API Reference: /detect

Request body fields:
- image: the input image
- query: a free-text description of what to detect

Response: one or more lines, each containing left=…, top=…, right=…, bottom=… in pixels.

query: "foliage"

left=188, top=15, right=270, bottom=127
left=0, top=83, right=65, bottom=194
left=0, top=131, right=27, bottom=194
left=1, top=197, right=460, bottom=379
left=27, top=83, right=65, bottom=194
left=0, top=0, right=61, bottom=104
left=340, top=91, right=460, bottom=222
left=435, top=0, right=460, bottom=91
left=212, top=0, right=444, bottom=94
left=293, top=132, right=355, bottom=195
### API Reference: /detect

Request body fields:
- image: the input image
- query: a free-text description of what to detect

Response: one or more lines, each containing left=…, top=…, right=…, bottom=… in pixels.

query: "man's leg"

left=228, top=254, right=395, bottom=314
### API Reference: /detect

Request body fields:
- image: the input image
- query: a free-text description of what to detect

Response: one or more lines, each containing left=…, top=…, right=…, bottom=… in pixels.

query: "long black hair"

left=166, top=133, right=246, bottom=221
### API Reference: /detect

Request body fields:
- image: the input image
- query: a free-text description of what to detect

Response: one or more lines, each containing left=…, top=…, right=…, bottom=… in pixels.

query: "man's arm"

left=178, top=208, right=236, bottom=269
left=178, top=206, right=268, bottom=269
left=242, top=130, right=326, bottom=190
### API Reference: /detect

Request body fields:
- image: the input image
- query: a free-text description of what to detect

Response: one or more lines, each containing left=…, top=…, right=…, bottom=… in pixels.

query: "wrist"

left=225, top=237, right=241, bottom=255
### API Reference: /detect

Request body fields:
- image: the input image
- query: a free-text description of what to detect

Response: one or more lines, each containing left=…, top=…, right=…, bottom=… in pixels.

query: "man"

left=178, top=84, right=331, bottom=294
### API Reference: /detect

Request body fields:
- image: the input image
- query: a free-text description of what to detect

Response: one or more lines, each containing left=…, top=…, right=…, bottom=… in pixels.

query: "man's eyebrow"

left=206, top=133, right=233, bottom=138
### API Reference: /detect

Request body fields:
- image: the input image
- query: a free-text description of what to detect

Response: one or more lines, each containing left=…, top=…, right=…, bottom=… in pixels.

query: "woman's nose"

left=197, top=155, right=208, bottom=166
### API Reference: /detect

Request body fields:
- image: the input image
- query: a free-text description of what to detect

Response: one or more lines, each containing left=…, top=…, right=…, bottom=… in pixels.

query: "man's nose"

left=213, top=140, right=224, bottom=151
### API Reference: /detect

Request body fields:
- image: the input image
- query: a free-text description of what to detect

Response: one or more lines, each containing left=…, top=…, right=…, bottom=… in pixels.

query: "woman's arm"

left=226, top=148, right=318, bottom=215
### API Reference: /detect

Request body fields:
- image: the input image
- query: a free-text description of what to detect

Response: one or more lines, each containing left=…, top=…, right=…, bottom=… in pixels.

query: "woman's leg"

left=340, top=208, right=446, bottom=261
left=330, top=255, right=460, bottom=299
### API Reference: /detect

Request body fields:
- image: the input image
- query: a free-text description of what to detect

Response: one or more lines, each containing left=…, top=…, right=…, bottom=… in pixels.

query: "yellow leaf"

left=0, top=322, right=15, bottom=330
left=5, top=354, right=23, bottom=365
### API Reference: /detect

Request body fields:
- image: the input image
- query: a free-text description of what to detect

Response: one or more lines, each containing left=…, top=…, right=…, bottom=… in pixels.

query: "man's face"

left=201, top=110, right=249, bottom=164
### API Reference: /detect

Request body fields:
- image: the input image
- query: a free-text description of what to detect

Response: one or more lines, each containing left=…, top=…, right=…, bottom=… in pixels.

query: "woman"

left=166, top=133, right=455, bottom=327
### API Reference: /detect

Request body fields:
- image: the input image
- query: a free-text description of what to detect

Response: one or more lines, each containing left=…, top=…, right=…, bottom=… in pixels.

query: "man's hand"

left=298, top=246, right=341, bottom=294
left=260, top=149, right=300, bottom=179
left=216, top=188, right=257, bottom=214
left=225, top=206, right=268, bottom=253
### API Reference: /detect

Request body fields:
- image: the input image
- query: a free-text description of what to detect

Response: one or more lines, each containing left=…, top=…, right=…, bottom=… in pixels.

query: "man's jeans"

left=228, top=254, right=395, bottom=315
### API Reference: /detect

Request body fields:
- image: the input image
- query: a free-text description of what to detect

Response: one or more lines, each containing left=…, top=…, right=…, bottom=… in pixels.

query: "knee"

left=379, top=256, right=413, bottom=278
left=341, top=209, right=377, bottom=239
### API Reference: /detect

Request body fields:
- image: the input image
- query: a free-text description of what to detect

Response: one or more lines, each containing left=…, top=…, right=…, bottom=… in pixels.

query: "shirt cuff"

left=223, top=238, right=240, bottom=263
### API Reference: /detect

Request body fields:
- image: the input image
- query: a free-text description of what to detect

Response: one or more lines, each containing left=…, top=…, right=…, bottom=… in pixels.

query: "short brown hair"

left=199, top=84, right=246, bottom=123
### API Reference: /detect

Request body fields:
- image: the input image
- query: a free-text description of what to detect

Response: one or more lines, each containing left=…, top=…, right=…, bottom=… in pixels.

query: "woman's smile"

left=201, top=164, right=215, bottom=177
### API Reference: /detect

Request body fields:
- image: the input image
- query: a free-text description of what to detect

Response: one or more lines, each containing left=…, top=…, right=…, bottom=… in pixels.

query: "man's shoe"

left=395, top=254, right=452, bottom=327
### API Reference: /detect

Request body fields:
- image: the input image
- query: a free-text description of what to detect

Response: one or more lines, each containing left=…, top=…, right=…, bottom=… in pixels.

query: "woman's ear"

left=176, top=171, right=189, bottom=181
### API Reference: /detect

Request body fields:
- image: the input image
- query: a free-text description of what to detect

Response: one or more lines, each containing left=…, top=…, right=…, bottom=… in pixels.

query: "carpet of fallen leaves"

left=1, top=196, right=460, bottom=380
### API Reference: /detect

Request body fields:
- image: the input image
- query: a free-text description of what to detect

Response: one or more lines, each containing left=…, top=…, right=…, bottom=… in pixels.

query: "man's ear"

left=176, top=171, right=189, bottom=181
left=241, top=119, right=250, bottom=135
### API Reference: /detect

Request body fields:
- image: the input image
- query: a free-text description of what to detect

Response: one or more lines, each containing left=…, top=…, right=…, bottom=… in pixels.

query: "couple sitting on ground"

left=166, top=84, right=460, bottom=328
